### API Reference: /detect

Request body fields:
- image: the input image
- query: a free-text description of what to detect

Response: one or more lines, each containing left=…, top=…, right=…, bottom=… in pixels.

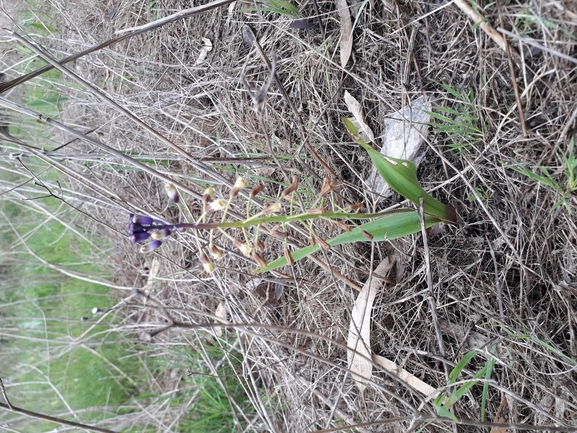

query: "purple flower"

left=140, top=240, right=162, bottom=253
left=130, top=231, right=151, bottom=243
left=131, top=214, right=154, bottom=225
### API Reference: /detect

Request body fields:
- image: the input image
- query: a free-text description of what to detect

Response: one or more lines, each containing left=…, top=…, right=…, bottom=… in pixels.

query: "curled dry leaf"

left=195, top=37, right=213, bottom=65
left=213, top=301, right=227, bottom=337
left=366, top=95, right=431, bottom=201
left=347, top=256, right=396, bottom=396
left=336, top=0, right=353, bottom=68
left=344, top=90, right=375, bottom=143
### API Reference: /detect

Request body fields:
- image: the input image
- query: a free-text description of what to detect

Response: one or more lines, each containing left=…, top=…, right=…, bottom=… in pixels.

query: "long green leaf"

left=256, top=210, right=441, bottom=273
left=344, top=118, right=457, bottom=223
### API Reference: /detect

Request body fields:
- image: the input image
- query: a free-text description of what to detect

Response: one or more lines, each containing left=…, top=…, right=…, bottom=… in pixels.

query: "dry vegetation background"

left=1, top=0, right=577, bottom=431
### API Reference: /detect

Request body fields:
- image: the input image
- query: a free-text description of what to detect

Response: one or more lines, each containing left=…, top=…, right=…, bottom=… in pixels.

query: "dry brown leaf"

left=336, top=0, right=353, bottom=68
left=347, top=256, right=396, bottom=395
left=213, top=301, right=227, bottom=337
left=372, top=354, right=436, bottom=398
left=344, top=90, right=375, bottom=143
left=490, top=396, right=509, bottom=433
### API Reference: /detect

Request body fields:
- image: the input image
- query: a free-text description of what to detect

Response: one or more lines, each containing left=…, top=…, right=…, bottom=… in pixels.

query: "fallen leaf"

left=195, top=37, right=213, bottom=65
left=213, top=301, right=227, bottom=337
left=344, top=90, right=375, bottom=143
left=336, top=0, right=353, bottom=68
left=347, top=256, right=396, bottom=395
left=490, top=396, right=509, bottom=433
left=372, top=354, right=436, bottom=398
left=366, top=95, right=431, bottom=201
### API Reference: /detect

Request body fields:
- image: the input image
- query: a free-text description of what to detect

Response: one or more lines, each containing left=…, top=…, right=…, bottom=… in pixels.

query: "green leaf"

left=256, top=210, right=442, bottom=273
left=434, top=403, right=458, bottom=422
left=344, top=118, right=457, bottom=223
left=449, top=351, right=477, bottom=384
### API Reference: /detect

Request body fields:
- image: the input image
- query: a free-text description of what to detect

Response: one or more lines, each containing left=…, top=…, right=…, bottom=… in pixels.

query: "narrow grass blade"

left=256, top=210, right=441, bottom=273
left=344, top=118, right=457, bottom=222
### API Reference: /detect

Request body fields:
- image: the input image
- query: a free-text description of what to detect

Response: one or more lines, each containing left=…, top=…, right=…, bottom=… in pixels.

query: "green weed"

left=243, top=0, right=300, bottom=19
left=428, top=84, right=484, bottom=154
left=512, top=138, right=577, bottom=211
left=433, top=350, right=496, bottom=423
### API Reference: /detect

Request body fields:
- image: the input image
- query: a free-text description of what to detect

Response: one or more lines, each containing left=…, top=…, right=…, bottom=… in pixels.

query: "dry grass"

left=1, top=0, right=577, bottom=431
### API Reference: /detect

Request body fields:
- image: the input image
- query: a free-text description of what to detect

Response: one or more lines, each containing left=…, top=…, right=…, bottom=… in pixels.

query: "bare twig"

left=0, top=398, right=117, bottom=433
left=497, top=0, right=527, bottom=136
left=418, top=198, right=448, bottom=377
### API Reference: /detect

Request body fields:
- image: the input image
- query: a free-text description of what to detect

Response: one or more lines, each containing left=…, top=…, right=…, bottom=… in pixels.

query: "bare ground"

left=1, top=0, right=577, bottom=431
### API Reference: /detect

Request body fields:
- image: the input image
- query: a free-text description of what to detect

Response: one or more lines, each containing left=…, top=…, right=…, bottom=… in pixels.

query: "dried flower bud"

left=206, top=199, right=226, bottom=213
left=348, top=202, right=364, bottom=212
left=164, top=183, right=180, bottom=203
left=234, top=240, right=252, bottom=256
left=255, top=239, right=265, bottom=252
left=250, top=183, right=265, bottom=198
left=307, top=208, right=326, bottom=215
left=316, top=236, right=331, bottom=250
left=262, top=202, right=282, bottom=215
left=334, top=221, right=352, bottom=232
left=199, top=253, right=216, bottom=273
left=269, top=226, right=289, bottom=240
left=251, top=252, right=268, bottom=268
left=203, top=187, right=216, bottom=203
left=281, top=176, right=299, bottom=199
left=319, top=177, right=334, bottom=197
left=230, top=177, right=249, bottom=198
left=361, top=230, right=374, bottom=240
left=209, top=244, right=224, bottom=260
left=140, top=240, right=162, bottom=253
left=151, top=228, right=172, bottom=239
left=284, top=248, right=295, bottom=266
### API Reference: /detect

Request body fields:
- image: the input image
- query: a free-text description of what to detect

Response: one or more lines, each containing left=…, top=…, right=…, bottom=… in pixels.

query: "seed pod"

left=263, top=202, right=282, bottom=215
left=199, top=253, right=216, bottom=273
left=361, top=230, right=374, bottom=241
left=255, top=239, right=265, bottom=252
left=164, top=183, right=180, bottom=203
left=206, top=199, right=226, bottom=213
left=251, top=251, right=268, bottom=268
left=334, top=221, right=352, bottom=232
left=209, top=244, right=224, bottom=260
left=234, top=240, right=252, bottom=256
left=316, top=236, right=331, bottom=250
left=318, top=177, right=334, bottom=197
left=250, top=183, right=265, bottom=198
left=230, top=177, right=249, bottom=198
left=203, top=187, right=216, bottom=203
left=348, top=202, right=364, bottom=212
left=281, top=176, right=299, bottom=199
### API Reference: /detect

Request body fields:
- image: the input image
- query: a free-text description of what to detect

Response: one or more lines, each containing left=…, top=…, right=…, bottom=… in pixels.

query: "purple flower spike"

left=140, top=240, right=162, bottom=253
